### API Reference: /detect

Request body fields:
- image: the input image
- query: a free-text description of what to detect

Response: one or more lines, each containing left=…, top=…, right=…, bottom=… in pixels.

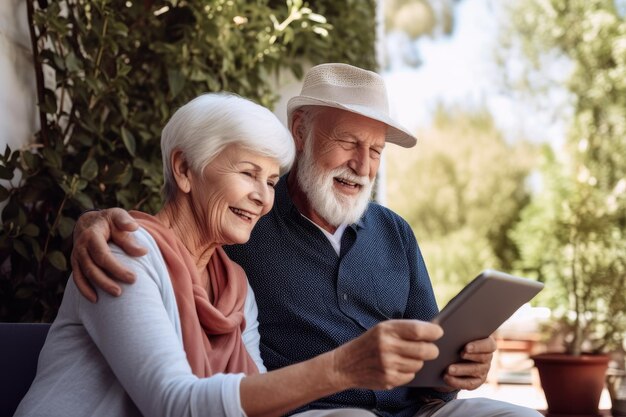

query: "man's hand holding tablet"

left=405, top=270, right=544, bottom=388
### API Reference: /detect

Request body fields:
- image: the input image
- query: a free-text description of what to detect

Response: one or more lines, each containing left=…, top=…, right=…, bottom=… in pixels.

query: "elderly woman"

left=14, top=93, right=442, bottom=417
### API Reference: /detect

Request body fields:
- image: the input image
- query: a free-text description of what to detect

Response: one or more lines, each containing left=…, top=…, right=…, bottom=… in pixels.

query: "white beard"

left=296, top=137, right=373, bottom=227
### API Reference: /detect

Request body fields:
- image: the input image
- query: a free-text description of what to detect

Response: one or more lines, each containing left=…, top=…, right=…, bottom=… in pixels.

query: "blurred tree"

left=383, top=0, right=463, bottom=67
left=385, top=0, right=460, bottom=38
left=504, top=0, right=626, bottom=208
left=504, top=0, right=626, bottom=355
left=386, top=107, right=535, bottom=304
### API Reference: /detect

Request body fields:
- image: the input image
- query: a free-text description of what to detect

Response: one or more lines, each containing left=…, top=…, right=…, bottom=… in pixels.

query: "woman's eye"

left=242, top=171, right=254, bottom=178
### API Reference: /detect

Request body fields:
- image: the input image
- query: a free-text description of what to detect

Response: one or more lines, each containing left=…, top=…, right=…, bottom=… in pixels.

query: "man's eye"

left=267, top=181, right=276, bottom=189
left=339, top=139, right=357, bottom=147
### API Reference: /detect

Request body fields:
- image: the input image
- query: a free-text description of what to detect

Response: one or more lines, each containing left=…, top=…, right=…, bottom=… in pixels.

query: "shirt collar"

left=274, top=173, right=366, bottom=230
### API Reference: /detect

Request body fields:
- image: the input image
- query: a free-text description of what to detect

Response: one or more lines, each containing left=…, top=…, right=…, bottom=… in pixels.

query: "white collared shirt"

left=301, top=214, right=348, bottom=256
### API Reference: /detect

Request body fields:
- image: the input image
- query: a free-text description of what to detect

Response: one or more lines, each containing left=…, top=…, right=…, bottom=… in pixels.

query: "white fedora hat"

left=287, top=63, right=417, bottom=148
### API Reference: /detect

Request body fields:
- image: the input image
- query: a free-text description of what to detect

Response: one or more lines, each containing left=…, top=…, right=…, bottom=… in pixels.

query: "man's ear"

left=291, top=110, right=306, bottom=152
left=170, top=149, right=192, bottom=194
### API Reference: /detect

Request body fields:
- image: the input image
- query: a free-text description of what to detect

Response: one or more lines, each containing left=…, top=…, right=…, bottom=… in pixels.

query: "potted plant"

left=607, top=353, right=626, bottom=416
left=511, top=148, right=626, bottom=416
left=503, top=0, right=626, bottom=413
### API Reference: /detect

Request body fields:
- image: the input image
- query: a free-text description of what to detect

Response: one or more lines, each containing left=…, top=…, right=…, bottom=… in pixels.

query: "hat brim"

left=287, top=96, right=417, bottom=148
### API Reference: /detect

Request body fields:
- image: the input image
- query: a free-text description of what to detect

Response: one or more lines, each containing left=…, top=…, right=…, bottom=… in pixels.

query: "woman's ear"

left=170, top=149, right=192, bottom=194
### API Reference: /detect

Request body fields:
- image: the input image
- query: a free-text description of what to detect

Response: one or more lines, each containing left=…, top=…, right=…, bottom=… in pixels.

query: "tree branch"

left=26, top=0, right=49, bottom=147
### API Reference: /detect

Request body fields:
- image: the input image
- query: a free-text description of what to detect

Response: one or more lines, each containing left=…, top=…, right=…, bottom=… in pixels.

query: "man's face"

left=295, top=109, right=387, bottom=227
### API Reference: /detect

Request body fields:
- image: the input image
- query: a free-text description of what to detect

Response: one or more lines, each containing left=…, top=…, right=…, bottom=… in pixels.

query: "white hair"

left=292, top=105, right=327, bottom=140
left=161, top=93, right=295, bottom=201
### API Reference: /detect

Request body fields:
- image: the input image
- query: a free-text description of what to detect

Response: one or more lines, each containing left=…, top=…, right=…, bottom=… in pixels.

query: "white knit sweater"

left=14, top=228, right=265, bottom=417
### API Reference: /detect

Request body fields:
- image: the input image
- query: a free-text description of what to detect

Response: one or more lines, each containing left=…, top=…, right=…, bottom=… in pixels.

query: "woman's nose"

left=251, top=184, right=272, bottom=207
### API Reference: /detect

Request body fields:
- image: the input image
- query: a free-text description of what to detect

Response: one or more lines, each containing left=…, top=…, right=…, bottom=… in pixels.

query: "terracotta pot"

left=532, top=352, right=610, bottom=417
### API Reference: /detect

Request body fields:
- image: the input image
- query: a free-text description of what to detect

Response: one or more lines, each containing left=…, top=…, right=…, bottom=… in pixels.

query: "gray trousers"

left=291, top=397, right=543, bottom=417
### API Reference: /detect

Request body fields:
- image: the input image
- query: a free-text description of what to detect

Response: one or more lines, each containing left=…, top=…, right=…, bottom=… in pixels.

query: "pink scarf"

left=131, top=211, right=259, bottom=377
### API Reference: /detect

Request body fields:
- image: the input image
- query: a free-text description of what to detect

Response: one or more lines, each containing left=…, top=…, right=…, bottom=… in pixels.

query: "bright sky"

left=382, top=0, right=568, bottom=147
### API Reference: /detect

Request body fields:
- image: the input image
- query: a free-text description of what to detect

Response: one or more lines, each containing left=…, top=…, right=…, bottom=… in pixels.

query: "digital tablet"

left=405, top=269, right=544, bottom=387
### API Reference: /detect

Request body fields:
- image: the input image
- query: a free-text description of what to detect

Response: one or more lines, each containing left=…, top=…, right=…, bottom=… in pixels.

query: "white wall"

left=270, top=63, right=311, bottom=129
left=0, top=0, right=38, bottom=154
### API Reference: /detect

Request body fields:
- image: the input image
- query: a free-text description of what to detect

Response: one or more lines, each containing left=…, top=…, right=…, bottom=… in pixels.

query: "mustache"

left=331, top=167, right=370, bottom=187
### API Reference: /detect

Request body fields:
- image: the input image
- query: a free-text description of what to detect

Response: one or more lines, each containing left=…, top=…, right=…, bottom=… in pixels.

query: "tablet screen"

left=405, top=269, right=544, bottom=387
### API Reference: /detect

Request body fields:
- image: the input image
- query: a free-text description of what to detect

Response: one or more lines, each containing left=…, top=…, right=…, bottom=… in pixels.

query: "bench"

left=0, top=322, right=51, bottom=417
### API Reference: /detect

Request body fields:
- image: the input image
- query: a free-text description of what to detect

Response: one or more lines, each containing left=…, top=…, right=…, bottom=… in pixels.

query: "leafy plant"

left=505, top=0, right=626, bottom=357
left=512, top=147, right=626, bottom=355
left=0, top=0, right=376, bottom=322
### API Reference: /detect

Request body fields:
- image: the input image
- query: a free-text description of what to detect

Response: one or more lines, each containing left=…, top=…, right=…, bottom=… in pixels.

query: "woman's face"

left=187, top=144, right=280, bottom=246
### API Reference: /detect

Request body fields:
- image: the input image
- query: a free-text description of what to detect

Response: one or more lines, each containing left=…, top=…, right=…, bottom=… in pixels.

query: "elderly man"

left=71, top=63, right=541, bottom=417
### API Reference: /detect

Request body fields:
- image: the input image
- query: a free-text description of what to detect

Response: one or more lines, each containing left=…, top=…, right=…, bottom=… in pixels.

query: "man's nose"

left=348, top=147, right=370, bottom=177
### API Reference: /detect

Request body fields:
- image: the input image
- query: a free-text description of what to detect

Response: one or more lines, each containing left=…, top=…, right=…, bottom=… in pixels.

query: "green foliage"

left=387, top=108, right=535, bottom=305
left=506, top=0, right=626, bottom=355
left=511, top=148, right=626, bottom=355
left=0, top=0, right=376, bottom=322
left=284, top=0, right=378, bottom=70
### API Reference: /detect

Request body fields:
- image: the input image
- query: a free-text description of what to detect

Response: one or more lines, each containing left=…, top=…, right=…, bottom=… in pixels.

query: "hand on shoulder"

left=71, top=208, right=147, bottom=302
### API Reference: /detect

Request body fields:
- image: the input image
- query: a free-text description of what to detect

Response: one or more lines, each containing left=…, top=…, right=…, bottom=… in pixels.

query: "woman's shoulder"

left=108, top=228, right=170, bottom=286
left=109, top=227, right=159, bottom=257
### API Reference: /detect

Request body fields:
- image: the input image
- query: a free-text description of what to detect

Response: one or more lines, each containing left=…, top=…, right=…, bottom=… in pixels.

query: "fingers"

left=101, top=208, right=146, bottom=278
left=109, top=208, right=140, bottom=232
left=385, top=319, right=444, bottom=342
left=375, top=320, right=443, bottom=363
left=111, top=229, right=149, bottom=258
left=85, top=234, right=136, bottom=284
left=107, top=208, right=147, bottom=268
left=461, top=351, right=493, bottom=364
left=443, top=373, right=484, bottom=391
left=71, top=208, right=144, bottom=302
left=75, top=244, right=123, bottom=296
left=443, top=337, right=495, bottom=391
left=334, top=320, right=444, bottom=391
left=464, top=336, right=497, bottom=354
left=443, top=361, right=491, bottom=390
left=71, top=252, right=98, bottom=303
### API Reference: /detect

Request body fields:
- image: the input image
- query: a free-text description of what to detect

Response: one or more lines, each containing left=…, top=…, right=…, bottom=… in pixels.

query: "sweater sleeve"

left=77, top=229, right=247, bottom=417
left=242, top=283, right=267, bottom=373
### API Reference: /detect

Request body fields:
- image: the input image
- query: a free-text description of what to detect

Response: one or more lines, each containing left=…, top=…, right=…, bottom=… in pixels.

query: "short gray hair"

left=292, top=105, right=328, bottom=144
left=161, top=93, right=295, bottom=201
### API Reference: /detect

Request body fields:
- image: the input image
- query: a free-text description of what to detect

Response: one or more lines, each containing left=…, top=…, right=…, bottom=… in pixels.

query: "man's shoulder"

left=364, top=201, right=411, bottom=227
left=360, top=202, right=417, bottom=244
